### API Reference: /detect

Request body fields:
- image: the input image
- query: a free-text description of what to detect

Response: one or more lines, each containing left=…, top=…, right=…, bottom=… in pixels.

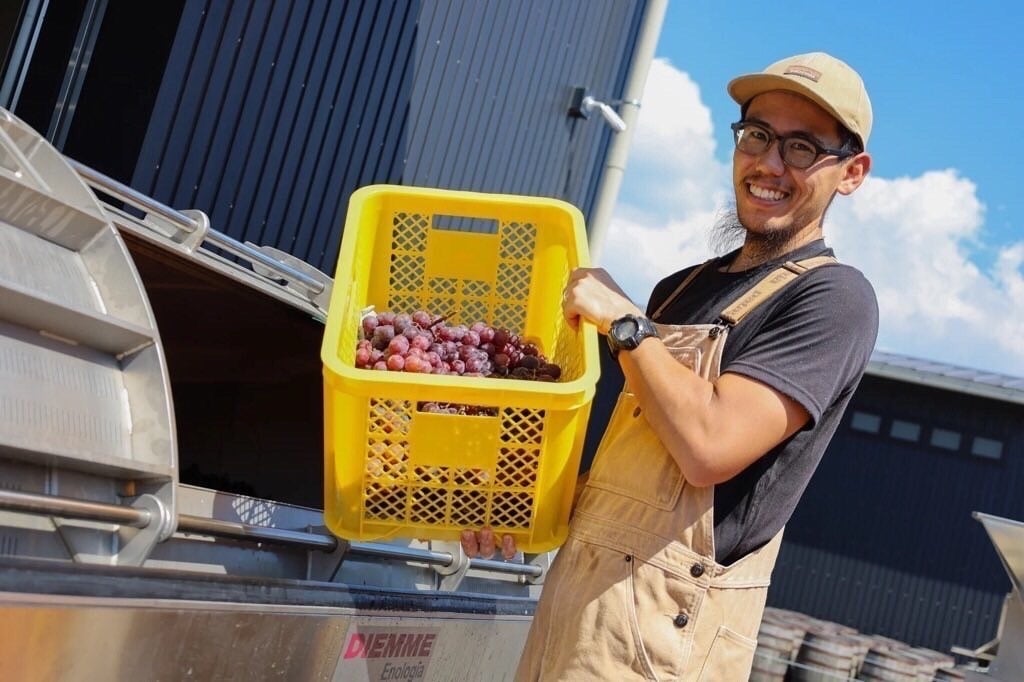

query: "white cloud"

left=604, top=59, right=1024, bottom=376
left=599, top=59, right=729, bottom=301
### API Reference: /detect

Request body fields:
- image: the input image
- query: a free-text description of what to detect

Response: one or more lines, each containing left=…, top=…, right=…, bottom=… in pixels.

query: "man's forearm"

left=616, top=333, right=808, bottom=488
left=618, top=338, right=721, bottom=485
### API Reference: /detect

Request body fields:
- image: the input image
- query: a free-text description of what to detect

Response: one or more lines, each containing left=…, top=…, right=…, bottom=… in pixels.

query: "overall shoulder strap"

left=649, top=260, right=713, bottom=321
left=719, top=256, right=838, bottom=326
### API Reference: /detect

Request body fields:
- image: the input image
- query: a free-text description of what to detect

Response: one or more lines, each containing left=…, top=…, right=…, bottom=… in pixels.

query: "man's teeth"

left=749, top=184, right=786, bottom=201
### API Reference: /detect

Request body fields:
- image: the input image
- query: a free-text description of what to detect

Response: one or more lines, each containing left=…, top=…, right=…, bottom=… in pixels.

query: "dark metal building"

left=771, top=352, right=1024, bottom=655
left=1, top=0, right=647, bottom=274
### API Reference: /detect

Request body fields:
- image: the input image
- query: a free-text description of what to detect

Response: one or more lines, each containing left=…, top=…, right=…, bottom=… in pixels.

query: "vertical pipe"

left=586, top=0, right=667, bottom=266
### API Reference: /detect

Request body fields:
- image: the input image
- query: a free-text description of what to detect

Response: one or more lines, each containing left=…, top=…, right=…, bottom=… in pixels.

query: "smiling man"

left=464, top=52, right=879, bottom=681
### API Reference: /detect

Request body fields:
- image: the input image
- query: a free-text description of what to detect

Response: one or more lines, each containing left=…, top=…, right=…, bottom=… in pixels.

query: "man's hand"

left=562, top=267, right=642, bottom=333
left=460, top=527, right=516, bottom=560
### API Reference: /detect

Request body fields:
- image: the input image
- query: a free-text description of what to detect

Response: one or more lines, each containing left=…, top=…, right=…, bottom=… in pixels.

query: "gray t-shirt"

left=646, top=240, right=878, bottom=565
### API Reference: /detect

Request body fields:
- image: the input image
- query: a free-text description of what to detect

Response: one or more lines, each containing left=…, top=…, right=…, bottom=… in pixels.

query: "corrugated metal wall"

left=131, top=0, right=420, bottom=270
left=405, top=1, right=639, bottom=206
left=769, top=374, right=1024, bottom=652
left=771, top=543, right=1006, bottom=652
left=131, top=0, right=644, bottom=274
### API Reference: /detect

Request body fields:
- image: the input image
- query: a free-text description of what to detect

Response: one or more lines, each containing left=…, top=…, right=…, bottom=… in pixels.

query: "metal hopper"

left=962, top=512, right=1024, bottom=681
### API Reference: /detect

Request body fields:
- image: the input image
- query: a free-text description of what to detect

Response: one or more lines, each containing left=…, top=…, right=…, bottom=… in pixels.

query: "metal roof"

left=867, top=350, right=1024, bottom=406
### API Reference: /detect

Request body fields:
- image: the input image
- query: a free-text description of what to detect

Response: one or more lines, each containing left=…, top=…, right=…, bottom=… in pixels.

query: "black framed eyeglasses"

left=730, top=121, right=854, bottom=170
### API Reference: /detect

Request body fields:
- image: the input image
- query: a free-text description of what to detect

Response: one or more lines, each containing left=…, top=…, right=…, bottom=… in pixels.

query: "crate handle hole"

left=416, top=401, right=499, bottom=417
left=432, top=214, right=499, bottom=234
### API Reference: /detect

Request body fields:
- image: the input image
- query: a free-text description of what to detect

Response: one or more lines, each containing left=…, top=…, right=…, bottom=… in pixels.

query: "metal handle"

left=0, top=488, right=151, bottom=527
left=67, top=159, right=200, bottom=233
left=0, top=489, right=542, bottom=578
left=68, top=159, right=326, bottom=296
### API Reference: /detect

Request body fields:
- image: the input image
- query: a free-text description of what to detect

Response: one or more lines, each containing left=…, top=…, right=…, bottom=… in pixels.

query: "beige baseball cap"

left=727, top=52, right=872, bottom=148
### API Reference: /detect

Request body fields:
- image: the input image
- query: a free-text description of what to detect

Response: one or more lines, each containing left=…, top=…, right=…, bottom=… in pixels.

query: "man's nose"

left=754, top=141, right=787, bottom=175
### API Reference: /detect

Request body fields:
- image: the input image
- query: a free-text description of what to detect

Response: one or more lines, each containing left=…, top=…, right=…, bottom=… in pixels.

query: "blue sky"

left=660, top=1, right=1020, bottom=260
left=604, top=1, right=1024, bottom=375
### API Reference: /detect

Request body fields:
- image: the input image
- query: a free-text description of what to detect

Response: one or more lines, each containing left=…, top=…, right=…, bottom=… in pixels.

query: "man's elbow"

left=679, top=465, right=728, bottom=489
left=669, top=444, right=733, bottom=488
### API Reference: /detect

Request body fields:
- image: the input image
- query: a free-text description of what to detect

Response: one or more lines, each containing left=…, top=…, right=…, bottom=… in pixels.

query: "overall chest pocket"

left=586, top=391, right=684, bottom=510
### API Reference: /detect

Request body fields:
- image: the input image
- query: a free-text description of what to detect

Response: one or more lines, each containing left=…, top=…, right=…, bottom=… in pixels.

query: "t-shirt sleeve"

left=722, top=266, right=879, bottom=424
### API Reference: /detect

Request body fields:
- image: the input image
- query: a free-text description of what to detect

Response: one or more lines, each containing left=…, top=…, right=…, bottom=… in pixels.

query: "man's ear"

left=837, top=152, right=871, bottom=196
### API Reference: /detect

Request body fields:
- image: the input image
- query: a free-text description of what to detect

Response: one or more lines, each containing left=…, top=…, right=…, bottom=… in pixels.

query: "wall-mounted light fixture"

left=567, top=86, right=627, bottom=132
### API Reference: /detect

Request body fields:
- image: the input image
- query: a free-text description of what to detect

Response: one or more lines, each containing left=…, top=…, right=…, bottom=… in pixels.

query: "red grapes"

left=356, top=309, right=563, bottom=382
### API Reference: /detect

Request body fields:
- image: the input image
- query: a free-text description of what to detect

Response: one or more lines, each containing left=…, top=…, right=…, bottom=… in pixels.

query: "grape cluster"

left=418, top=401, right=498, bottom=416
left=355, top=310, right=563, bottom=382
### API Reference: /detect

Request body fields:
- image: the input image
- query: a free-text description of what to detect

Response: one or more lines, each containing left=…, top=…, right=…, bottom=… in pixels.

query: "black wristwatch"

left=606, top=314, right=658, bottom=358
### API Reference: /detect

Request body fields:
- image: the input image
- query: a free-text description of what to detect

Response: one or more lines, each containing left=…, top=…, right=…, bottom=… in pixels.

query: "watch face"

left=613, top=317, right=639, bottom=343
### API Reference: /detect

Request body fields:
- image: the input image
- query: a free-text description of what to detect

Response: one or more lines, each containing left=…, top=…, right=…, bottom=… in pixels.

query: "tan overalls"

left=517, top=257, right=836, bottom=682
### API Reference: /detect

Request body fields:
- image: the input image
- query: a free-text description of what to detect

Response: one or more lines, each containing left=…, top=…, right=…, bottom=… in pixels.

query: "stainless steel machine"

left=0, top=106, right=542, bottom=681
left=961, top=512, right=1024, bottom=681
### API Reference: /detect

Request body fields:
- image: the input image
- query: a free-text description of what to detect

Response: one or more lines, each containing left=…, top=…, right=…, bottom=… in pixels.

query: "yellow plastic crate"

left=321, top=185, right=599, bottom=553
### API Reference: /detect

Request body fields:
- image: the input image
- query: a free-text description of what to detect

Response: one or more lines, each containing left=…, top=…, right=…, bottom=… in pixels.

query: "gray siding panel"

left=132, top=0, right=644, bottom=273
left=772, top=542, right=1005, bottom=653
left=193, top=2, right=279, bottom=214
left=434, top=2, right=494, bottom=189
left=249, top=1, right=340, bottom=248
left=770, top=374, right=1023, bottom=652
left=218, top=3, right=291, bottom=243
left=405, top=0, right=641, bottom=198
left=258, top=0, right=343, bottom=250
left=583, top=3, right=644, bottom=212
left=292, top=1, right=389, bottom=262
left=458, top=0, right=525, bottom=192
left=527, top=1, right=580, bottom=196
left=132, top=0, right=418, bottom=269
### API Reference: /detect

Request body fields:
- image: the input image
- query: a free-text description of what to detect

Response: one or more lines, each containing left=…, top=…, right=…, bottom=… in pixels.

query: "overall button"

left=673, top=613, right=689, bottom=628
left=690, top=563, right=705, bottom=578
left=632, top=406, right=642, bottom=418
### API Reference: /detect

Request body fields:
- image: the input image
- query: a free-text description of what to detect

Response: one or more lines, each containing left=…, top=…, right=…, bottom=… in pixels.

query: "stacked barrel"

left=751, top=608, right=961, bottom=681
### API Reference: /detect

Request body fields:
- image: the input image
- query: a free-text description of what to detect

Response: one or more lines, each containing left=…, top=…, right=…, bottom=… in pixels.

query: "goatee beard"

left=709, top=205, right=793, bottom=264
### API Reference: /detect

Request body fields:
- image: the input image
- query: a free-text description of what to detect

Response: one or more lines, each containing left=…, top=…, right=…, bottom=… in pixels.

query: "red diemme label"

left=343, top=631, right=436, bottom=659
left=337, top=627, right=439, bottom=681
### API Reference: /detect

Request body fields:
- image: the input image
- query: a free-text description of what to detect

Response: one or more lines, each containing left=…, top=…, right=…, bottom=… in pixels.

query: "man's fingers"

left=478, top=527, right=496, bottom=559
left=460, top=530, right=479, bottom=557
left=501, top=534, right=517, bottom=560
left=462, top=528, right=516, bottom=561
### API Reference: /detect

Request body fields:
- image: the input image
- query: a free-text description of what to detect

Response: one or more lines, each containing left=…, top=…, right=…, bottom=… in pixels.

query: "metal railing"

left=0, top=489, right=542, bottom=579
left=67, top=159, right=327, bottom=298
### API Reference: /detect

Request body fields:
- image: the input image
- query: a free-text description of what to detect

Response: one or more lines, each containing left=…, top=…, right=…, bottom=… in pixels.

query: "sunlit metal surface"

left=0, top=590, right=531, bottom=681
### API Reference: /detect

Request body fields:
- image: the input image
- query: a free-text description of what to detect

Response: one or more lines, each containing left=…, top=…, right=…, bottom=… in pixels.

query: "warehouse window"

left=890, top=420, right=921, bottom=442
left=971, top=437, right=1003, bottom=460
left=929, top=428, right=962, bottom=451
left=850, top=411, right=881, bottom=434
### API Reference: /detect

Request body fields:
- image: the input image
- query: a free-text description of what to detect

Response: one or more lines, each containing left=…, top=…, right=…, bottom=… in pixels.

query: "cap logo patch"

left=784, top=65, right=821, bottom=82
